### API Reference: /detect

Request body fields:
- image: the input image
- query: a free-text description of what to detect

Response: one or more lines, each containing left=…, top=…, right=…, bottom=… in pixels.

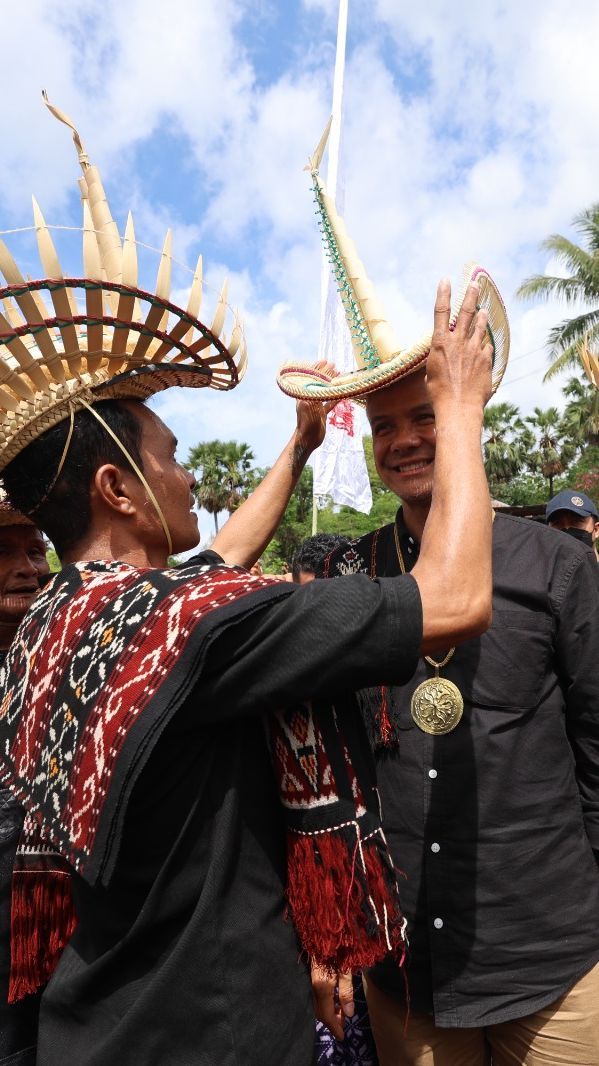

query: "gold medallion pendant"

left=411, top=677, right=464, bottom=735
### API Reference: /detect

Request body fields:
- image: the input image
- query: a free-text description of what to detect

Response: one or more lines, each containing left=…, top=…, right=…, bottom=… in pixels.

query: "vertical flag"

left=312, top=0, right=373, bottom=517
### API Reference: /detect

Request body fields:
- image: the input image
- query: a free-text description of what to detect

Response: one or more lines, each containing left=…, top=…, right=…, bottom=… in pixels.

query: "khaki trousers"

left=363, top=961, right=599, bottom=1066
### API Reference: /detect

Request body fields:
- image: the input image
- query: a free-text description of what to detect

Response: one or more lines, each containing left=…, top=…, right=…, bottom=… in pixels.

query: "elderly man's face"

left=0, top=525, right=49, bottom=622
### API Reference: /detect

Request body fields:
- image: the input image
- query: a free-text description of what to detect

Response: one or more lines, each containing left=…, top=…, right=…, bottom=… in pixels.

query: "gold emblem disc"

left=411, top=677, right=464, bottom=735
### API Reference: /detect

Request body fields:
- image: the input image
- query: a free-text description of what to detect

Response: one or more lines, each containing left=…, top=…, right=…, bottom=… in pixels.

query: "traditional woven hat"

left=0, top=94, right=247, bottom=471
left=580, top=339, right=599, bottom=389
left=277, top=123, right=510, bottom=403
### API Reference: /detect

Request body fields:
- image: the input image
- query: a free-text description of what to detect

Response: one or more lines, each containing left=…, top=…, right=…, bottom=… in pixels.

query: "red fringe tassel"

left=286, top=828, right=405, bottom=974
left=9, top=869, right=78, bottom=1003
left=378, top=687, right=393, bottom=747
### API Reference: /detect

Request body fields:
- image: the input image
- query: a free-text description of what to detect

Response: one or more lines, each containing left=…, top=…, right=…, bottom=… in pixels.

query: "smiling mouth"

left=390, top=459, right=433, bottom=475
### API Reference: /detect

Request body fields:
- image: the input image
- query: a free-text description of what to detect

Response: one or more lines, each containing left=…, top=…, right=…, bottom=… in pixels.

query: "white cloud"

left=1, top=0, right=597, bottom=494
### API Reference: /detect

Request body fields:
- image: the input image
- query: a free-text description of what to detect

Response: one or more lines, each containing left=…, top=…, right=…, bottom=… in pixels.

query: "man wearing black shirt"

left=0, top=283, right=496, bottom=1065
left=316, top=368, right=599, bottom=1065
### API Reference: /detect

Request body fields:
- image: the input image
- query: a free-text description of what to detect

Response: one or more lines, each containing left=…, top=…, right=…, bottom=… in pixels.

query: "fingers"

left=313, top=359, right=338, bottom=379
left=337, top=972, right=354, bottom=1020
left=311, top=964, right=352, bottom=1042
left=433, top=278, right=452, bottom=332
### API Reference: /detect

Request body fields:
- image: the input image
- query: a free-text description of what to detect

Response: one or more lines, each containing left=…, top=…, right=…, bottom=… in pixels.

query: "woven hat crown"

left=277, top=122, right=510, bottom=403
left=0, top=94, right=247, bottom=471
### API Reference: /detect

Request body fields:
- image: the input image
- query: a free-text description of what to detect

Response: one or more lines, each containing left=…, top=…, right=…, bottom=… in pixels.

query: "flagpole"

left=312, top=0, right=349, bottom=537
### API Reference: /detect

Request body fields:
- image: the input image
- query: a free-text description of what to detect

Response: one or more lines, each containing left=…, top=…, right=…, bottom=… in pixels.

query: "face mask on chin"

left=563, top=526, right=594, bottom=548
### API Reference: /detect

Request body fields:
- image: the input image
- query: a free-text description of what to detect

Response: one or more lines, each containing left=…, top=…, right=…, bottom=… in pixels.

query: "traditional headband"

left=277, top=122, right=510, bottom=402
left=0, top=93, right=247, bottom=472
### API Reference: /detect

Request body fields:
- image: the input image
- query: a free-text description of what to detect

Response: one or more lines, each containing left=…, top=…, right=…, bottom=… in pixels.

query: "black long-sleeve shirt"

left=320, top=511, right=599, bottom=1027
left=36, top=561, right=422, bottom=1066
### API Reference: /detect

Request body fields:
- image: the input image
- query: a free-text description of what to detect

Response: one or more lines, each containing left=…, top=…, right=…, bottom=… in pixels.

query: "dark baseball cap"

left=546, top=490, right=599, bottom=521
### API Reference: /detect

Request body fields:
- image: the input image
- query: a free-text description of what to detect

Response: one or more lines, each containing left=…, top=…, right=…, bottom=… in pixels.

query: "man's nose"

left=390, top=424, right=420, bottom=451
left=14, top=553, right=39, bottom=578
left=187, top=469, right=197, bottom=492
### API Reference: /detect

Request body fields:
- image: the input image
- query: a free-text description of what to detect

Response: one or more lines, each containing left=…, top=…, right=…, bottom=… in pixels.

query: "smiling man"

left=315, top=366, right=599, bottom=1066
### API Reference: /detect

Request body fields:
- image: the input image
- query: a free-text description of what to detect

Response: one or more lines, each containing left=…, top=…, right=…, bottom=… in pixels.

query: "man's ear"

left=93, top=464, right=137, bottom=516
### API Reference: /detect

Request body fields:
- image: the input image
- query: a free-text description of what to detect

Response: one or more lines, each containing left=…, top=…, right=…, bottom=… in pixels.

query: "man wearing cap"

left=0, top=503, right=49, bottom=1065
left=546, top=489, right=599, bottom=554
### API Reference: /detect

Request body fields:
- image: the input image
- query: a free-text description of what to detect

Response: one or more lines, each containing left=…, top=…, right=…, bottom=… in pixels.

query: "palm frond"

left=515, top=274, right=589, bottom=305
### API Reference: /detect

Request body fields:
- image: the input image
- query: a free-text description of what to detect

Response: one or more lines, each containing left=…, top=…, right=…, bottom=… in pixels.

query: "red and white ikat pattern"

left=0, top=561, right=279, bottom=874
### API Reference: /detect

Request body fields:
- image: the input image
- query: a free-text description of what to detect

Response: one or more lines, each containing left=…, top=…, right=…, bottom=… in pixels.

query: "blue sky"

left=1, top=0, right=598, bottom=541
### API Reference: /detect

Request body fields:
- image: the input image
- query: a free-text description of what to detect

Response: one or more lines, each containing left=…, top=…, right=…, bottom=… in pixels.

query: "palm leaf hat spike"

left=0, top=93, right=247, bottom=471
left=579, top=337, right=599, bottom=389
left=277, top=122, right=510, bottom=403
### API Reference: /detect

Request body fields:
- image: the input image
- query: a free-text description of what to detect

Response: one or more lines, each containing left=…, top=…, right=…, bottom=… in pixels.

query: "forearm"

left=213, top=431, right=310, bottom=568
left=199, top=573, right=422, bottom=717
left=413, top=401, right=492, bottom=649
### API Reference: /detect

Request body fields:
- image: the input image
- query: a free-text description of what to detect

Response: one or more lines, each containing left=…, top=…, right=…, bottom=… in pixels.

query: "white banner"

left=312, top=0, right=372, bottom=515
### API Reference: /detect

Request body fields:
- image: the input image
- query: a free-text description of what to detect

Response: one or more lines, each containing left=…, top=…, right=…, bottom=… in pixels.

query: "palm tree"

left=524, top=407, right=576, bottom=496
left=560, top=376, right=599, bottom=448
left=220, top=442, right=256, bottom=512
left=516, top=203, right=599, bottom=380
left=483, top=403, right=530, bottom=495
left=186, top=440, right=256, bottom=534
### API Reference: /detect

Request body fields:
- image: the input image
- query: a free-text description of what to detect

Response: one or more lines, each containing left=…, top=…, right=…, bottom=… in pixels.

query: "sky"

left=1, top=0, right=598, bottom=537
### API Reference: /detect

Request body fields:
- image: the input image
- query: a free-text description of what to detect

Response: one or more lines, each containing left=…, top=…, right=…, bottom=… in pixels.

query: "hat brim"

left=277, top=267, right=510, bottom=403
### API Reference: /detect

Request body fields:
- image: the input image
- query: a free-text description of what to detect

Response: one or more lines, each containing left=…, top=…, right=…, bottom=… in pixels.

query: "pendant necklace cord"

left=394, top=518, right=464, bottom=735
left=393, top=522, right=455, bottom=671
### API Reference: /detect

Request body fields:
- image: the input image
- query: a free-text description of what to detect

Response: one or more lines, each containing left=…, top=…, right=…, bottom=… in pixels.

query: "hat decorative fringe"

left=277, top=123, right=510, bottom=403
left=0, top=93, right=247, bottom=470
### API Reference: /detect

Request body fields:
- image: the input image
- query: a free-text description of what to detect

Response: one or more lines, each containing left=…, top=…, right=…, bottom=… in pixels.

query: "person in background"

left=291, top=533, right=352, bottom=584
left=0, top=501, right=49, bottom=1066
left=545, top=489, right=599, bottom=553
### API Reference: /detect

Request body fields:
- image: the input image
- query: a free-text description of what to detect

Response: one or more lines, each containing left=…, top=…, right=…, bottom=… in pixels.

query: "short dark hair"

left=291, top=533, right=352, bottom=580
left=2, top=400, right=145, bottom=558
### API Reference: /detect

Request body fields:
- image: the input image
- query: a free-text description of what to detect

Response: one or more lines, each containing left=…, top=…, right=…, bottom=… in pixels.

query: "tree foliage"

left=186, top=439, right=256, bottom=533
left=516, top=203, right=599, bottom=380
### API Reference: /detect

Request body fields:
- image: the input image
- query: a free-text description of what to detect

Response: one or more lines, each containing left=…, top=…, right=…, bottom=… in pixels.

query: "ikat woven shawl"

left=0, top=559, right=405, bottom=997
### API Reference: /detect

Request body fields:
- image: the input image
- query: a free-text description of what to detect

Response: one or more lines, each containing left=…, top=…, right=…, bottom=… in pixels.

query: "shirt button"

left=428, top=769, right=438, bottom=779
left=433, top=918, right=444, bottom=930
left=431, top=842, right=440, bottom=853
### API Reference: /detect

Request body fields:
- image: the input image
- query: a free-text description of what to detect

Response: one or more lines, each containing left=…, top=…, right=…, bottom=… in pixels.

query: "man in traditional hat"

left=0, top=98, right=496, bottom=1066
left=0, top=503, right=49, bottom=1065
left=310, top=369, right=599, bottom=1064
left=546, top=488, right=599, bottom=554
left=275, top=128, right=599, bottom=1062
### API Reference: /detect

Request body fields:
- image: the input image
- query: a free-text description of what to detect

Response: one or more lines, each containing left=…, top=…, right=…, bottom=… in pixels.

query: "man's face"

left=367, top=370, right=436, bottom=503
left=124, top=404, right=199, bottom=556
left=0, top=525, right=49, bottom=622
left=548, top=510, right=599, bottom=545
